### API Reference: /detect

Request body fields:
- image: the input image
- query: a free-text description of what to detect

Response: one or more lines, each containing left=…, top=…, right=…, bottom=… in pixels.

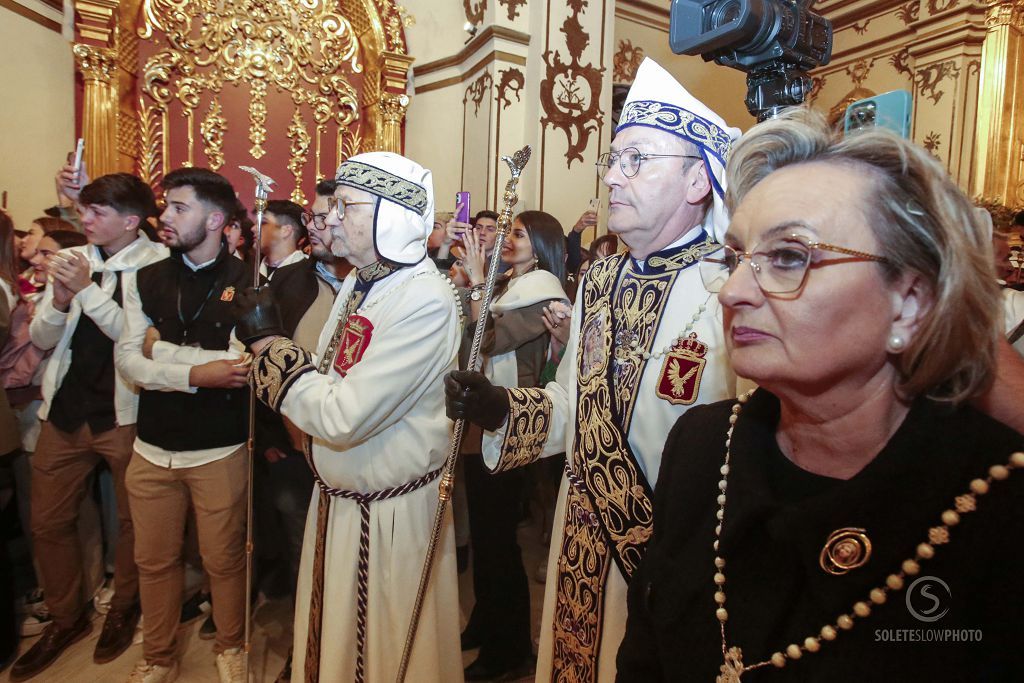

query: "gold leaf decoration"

left=288, top=108, right=312, bottom=204
left=200, top=97, right=227, bottom=171
left=249, top=80, right=268, bottom=159
left=342, top=129, right=363, bottom=162
left=137, top=97, right=165, bottom=186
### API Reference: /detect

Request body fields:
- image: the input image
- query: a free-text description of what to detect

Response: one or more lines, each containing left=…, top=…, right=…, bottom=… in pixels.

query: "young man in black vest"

left=11, top=171, right=167, bottom=682
left=115, top=168, right=251, bottom=683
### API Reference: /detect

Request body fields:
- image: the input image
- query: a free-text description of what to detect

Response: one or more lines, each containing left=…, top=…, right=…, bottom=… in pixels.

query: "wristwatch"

left=470, top=288, right=483, bottom=301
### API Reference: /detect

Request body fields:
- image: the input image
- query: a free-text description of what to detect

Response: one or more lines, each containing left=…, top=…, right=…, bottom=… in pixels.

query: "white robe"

left=484, top=236, right=739, bottom=682
left=278, top=260, right=464, bottom=683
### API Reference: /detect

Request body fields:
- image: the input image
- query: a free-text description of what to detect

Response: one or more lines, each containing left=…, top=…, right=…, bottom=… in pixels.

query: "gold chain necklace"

left=613, top=293, right=713, bottom=364
left=712, top=390, right=1024, bottom=682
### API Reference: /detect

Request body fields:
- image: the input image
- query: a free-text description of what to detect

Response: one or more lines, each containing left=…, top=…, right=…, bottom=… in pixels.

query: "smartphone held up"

left=455, top=191, right=471, bottom=224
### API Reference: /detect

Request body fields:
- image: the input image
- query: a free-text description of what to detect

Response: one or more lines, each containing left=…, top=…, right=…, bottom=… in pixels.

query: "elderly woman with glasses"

left=615, top=110, right=1024, bottom=682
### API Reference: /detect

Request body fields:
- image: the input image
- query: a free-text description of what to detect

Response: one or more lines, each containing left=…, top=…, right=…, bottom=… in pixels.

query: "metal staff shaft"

left=396, top=146, right=532, bottom=683
left=238, top=165, right=276, bottom=682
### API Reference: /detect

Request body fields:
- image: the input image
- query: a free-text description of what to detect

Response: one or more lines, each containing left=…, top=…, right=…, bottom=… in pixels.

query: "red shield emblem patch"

left=220, top=286, right=235, bottom=302
left=655, top=332, right=707, bottom=406
left=333, top=315, right=374, bottom=377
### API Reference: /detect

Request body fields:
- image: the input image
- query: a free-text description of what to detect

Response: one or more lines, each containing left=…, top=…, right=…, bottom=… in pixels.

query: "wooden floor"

left=2, top=516, right=549, bottom=683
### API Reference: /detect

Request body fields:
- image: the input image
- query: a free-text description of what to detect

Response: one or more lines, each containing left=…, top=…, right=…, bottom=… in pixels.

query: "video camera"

left=669, top=0, right=833, bottom=121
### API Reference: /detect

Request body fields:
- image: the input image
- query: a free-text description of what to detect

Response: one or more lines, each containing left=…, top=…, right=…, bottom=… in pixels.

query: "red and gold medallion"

left=220, top=286, right=235, bottom=302
left=332, top=315, right=373, bottom=377
left=655, top=332, right=708, bottom=405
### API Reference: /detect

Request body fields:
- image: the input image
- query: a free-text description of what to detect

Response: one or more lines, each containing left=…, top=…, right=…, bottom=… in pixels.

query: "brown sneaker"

left=9, top=612, right=92, bottom=682
left=94, top=602, right=141, bottom=664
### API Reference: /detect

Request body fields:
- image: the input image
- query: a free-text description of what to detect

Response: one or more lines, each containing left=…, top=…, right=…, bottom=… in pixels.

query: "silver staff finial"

left=238, top=166, right=277, bottom=195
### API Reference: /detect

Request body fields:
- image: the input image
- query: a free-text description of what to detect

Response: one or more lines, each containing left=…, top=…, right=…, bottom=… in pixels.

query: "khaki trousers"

left=127, top=446, right=248, bottom=666
left=31, top=422, right=138, bottom=628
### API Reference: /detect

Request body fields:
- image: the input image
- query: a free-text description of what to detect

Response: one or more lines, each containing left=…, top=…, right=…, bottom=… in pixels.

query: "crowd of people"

left=0, top=54, right=1023, bottom=683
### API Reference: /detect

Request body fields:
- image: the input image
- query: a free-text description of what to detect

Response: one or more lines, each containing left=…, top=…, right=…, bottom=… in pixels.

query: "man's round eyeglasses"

left=326, top=196, right=375, bottom=221
left=698, top=234, right=890, bottom=294
left=595, top=147, right=701, bottom=178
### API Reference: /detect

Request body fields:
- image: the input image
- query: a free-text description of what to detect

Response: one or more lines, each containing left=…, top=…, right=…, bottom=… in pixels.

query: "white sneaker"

left=126, top=660, right=180, bottom=683
left=216, top=647, right=248, bottom=683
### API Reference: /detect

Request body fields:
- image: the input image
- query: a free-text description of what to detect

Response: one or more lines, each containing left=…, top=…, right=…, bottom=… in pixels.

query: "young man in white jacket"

left=11, top=168, right=168, bottom=682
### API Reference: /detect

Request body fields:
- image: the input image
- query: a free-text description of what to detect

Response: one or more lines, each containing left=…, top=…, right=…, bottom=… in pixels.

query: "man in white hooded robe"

left=237, top=152, right=464, bottom=683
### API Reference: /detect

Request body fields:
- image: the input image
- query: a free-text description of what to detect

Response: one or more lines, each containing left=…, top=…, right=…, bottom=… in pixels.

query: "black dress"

left=616, top=390, right=1024, bottom=682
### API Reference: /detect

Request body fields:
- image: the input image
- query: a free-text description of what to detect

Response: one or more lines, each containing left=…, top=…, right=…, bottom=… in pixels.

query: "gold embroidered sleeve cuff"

left=251, top=337, right=315, bottom=412
left=491, top=387, right=552, bottom=473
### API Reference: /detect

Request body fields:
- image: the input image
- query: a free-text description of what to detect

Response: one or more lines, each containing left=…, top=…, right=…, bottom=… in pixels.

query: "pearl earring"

left=887, top=334, right=906, bottom=353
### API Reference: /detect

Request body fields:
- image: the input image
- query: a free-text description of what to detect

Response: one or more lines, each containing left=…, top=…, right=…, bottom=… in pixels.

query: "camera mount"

left=670, top=0, right=833, bottom=121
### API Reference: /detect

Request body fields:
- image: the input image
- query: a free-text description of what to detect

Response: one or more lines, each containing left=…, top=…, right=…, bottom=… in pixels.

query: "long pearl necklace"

left=712, top=390, right=1024, bottom=682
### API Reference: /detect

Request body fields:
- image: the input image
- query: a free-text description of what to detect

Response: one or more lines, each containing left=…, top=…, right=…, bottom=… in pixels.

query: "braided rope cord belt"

left=314, top=466, right=443, bottom=682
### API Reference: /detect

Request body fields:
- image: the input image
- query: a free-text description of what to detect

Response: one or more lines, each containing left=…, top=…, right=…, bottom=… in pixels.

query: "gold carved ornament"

left=73, top=43, right=117, bottom=84
left=287, top=109, right=312, bottom=204
left=138, top=0, right=362, bottom=172
left=200, top=97, right=226, bottom=171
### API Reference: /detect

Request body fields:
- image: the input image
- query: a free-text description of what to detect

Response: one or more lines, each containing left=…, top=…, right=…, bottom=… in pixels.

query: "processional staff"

left=237, top=165, right=277, bottom=682
left=396, top=146, right=533, bottom=682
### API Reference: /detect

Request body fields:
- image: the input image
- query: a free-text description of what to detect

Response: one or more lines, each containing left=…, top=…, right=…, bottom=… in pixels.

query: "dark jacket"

left=135, top=247, right=251, bottom=451
left=617, top=390, right=1024, bottom=682
left=258, top=258, right=336, bottom=457
left=268, top=258, right=327, bottom=341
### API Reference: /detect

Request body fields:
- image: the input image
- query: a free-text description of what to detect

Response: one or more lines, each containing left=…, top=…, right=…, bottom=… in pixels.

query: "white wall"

left=0, top=3, right=75, bottom=228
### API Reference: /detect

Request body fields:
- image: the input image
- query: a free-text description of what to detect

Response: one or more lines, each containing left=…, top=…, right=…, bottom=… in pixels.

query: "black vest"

left=135, top=247, right=251, bottom=451
left=49, top=270, right=121, bottom=434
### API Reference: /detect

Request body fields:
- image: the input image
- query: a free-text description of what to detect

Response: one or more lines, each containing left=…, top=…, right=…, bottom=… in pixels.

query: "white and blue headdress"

left=335, top=152, right=435, bottom=265
left=616, top=58, right=741, bottom=242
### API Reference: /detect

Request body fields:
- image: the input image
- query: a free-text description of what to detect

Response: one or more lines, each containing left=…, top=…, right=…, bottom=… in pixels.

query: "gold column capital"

left=380, top=92, right=410, bottom=124
left=73, top=43, right=117, bottom=84
left=985, top=0, right=1024, bottom=31
left=375, top=92, right=409, bottom=153
left=75, top=0, right=120, bottom=45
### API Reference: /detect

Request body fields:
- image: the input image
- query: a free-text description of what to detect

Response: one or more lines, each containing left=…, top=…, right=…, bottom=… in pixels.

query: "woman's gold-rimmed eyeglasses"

left=698, top=234, right=891, bottom=294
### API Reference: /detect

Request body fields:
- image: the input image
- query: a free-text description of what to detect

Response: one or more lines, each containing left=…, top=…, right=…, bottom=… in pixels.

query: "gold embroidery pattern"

left=549, top=255, right=656, bottom=683
left=612, top=267, right=677, bottom=432
left=252, top=337, right=315, bottom=412
left=551, top=483, right=611, bottom=683
left=494, top=388, right=552, bottom=473
left=335, top=160, right=428, bottom=213
left=645, top=236, right=719, bottom=270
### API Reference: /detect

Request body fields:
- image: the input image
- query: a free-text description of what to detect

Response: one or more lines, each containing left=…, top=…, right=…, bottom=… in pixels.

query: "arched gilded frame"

left=72, top=0, right=412, bottom=203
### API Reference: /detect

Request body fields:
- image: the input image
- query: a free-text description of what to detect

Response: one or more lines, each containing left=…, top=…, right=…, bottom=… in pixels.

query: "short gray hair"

left=726, top=108, right=1001, bottom=404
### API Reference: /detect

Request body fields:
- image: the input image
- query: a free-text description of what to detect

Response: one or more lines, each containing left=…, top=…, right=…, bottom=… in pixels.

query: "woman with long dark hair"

left=457, top=210, right=569, bottom=681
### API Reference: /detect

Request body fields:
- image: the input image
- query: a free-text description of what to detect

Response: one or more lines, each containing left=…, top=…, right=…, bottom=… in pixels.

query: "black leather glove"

left=234, top=286, right=285, bottom=346
left=444, top=370, right=510, bottom=431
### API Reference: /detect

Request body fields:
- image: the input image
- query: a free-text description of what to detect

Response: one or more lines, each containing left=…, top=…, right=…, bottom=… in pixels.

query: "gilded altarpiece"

left=74, top=0, right=412, bottom=205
